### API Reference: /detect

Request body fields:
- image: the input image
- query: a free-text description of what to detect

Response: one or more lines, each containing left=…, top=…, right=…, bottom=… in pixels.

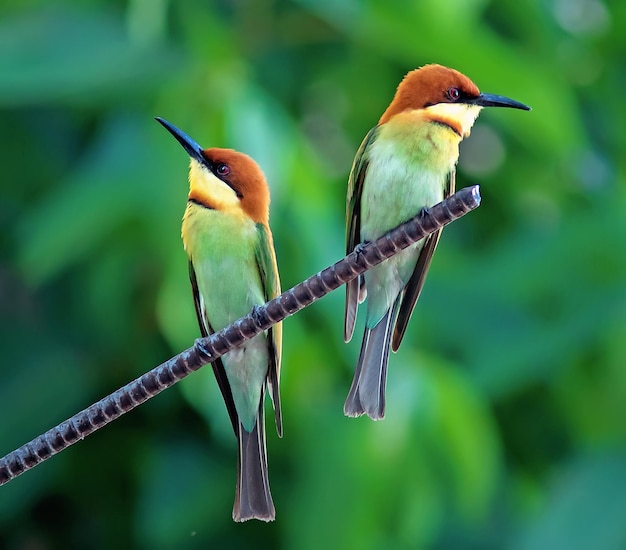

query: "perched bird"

left=344, top=64, right=530, bottom=420
left=156, top=117, right=282, bottom=522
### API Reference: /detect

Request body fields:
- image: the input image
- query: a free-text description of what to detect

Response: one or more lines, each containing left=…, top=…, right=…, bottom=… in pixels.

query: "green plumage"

left=185, top=205, right=280, bottom=433
left=157, top=115, right=289, bottom=522
left=183, top=199, right=281, bottom=522
left=344, top=115, right=458, bottom=420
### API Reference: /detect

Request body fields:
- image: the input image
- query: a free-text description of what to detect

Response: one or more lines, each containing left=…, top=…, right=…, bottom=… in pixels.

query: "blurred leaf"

left=135, top=439, right=237, bottom=548
left=16, top=114, right=183, bottom=285
left=517, top=452, right=626, bottom=550
left=424, top=355, right=501, bottom=520
left=1, top=0, right=625, bottom=547
left=0, top=8, right=178, bottom=106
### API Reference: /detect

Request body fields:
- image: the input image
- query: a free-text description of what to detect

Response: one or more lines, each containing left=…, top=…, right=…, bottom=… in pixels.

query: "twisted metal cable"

left=0, top=185, right=481, bottom=486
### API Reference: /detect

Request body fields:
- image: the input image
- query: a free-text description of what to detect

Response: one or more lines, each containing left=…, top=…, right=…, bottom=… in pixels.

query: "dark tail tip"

left=233, top=416, right=275, bottom=522
left=344, top=315, right=393, bottom=421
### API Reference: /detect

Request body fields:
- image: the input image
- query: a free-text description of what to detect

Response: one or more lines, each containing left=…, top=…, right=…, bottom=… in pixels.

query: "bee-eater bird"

left=156, top=117, right=282, bottom=522
left=344, top=64, right=530, bottom=420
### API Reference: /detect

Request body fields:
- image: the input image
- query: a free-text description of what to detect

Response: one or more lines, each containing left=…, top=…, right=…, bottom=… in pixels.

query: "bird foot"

left=251, top=304, right=266, bottom=326
left=353, top=240, right=371, bottom=256
left=194, top=337, right=214, bottom=362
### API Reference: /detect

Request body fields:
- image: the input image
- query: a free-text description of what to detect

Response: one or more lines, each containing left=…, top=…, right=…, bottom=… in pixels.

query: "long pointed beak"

left=155, top=117, right=207, bottom=163
left=471, top=93, right=531, bottom=111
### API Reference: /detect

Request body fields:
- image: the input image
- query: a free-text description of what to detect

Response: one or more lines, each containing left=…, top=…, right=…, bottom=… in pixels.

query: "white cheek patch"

left=189, top=160, right=240, bottom=208
left=426, top=103, right=482, bottom=136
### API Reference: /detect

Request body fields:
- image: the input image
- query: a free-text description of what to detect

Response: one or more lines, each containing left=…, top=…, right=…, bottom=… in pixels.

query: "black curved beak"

left=155, top=117, right=207, bottom=164
left=470, top=93, right=531, bottom=111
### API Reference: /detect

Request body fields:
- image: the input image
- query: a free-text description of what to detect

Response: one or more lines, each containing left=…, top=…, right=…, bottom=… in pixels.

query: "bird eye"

left=447, top=87, right=460, bottom=101
left=216, top=163, right=230, bottom=177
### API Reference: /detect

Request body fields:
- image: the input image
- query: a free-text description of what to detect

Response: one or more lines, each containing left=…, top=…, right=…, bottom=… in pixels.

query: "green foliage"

left=1, top=0, right=624, bottom=547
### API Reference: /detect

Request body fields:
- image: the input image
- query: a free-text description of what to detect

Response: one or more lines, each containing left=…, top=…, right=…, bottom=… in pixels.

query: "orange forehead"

left=201, top=148, right=270, bottom=224
left=379, top=64, right=480, bottom=124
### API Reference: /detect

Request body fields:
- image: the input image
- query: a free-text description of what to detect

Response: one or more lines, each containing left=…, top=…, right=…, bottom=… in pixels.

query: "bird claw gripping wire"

left=250, top=305, right=267, bottom=328
left=194, top=337, right=216, bottom=363
left=353, top=241, right=371, bottom=257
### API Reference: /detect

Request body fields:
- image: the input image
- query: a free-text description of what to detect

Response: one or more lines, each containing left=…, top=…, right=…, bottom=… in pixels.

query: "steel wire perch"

left=0, top=185, right=481, bottom=486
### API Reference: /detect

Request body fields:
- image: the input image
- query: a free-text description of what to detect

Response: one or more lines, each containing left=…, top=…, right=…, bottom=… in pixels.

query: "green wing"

left=344, top=126, right=380, bottom=343
left=189, top=261, right=239, bottom=434
left=391, top=169, right=456, bottom=351
left=254, top=223, right=283, bottom=437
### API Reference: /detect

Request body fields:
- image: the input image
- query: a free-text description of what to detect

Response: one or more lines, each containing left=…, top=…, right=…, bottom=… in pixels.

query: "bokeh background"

left=1, top=0, right=625, bottom=548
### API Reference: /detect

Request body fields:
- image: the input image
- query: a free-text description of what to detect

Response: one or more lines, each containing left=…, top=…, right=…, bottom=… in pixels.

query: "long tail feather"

left=343, top=307, right=395, bottom=420
left=233, top=407, right=275, bottom=522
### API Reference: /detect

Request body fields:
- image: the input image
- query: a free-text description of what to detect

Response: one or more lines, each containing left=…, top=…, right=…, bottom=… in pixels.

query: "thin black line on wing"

left=189, top=260, right=239, bottom=434
left=345, top=126, right=379, bottom=343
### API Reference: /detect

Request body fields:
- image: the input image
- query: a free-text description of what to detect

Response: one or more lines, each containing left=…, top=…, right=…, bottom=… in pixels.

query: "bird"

left=343, top=64, right=530, bottom=420
left=156, top=117, right=282, bottom=522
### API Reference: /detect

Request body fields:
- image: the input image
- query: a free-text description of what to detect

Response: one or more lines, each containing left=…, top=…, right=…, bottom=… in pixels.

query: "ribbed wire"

left=0, top=185, right=481, bottom=486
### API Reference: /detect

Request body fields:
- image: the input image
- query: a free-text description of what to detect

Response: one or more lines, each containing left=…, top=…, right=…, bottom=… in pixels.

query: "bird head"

left=156, top=117, right=270, bottom=224
left=379, top=64, right=530, bottom=136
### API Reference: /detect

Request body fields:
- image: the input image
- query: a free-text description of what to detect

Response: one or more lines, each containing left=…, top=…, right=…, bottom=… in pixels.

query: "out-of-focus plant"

left=0, top=0, right=624, bottom=548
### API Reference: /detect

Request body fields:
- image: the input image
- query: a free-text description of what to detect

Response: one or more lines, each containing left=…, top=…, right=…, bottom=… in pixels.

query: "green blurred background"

left=1, top=0, right=625, bottom=548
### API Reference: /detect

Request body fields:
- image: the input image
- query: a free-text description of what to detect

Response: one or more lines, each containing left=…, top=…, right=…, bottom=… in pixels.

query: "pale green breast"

left=183, top=205, right=264, bottom=325
left=360, top=115, right=459, bottom=239
left=359, top=116, right=460, bottom=326
left=183, top=203, right=268, bottom=430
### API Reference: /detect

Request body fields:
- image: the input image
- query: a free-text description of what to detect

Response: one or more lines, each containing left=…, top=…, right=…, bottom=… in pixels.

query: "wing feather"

left=254, top=223, right=283, bottom=437
left=345, top=126, right=379, bottom=342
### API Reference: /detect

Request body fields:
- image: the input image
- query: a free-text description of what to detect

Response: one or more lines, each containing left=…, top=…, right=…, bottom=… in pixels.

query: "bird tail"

left=343, top=306, right=396, bottom=420
left=233, top=406, right=275, bottom=522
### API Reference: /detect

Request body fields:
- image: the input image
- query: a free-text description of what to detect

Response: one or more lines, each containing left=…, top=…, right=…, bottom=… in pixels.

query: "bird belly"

left=359, top=141, right=447, bottom=327
left=183, top=207, right=268, bottom=430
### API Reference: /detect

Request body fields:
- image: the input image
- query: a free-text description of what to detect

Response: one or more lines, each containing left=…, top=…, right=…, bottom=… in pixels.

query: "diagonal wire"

left=0, top=185, right=481, bottom=486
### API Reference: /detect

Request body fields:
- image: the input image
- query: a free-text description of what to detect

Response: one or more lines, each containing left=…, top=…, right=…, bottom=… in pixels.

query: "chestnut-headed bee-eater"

left=343, top=64, right=530, bottom=420
left=156, top=117, right=282, bottom=522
